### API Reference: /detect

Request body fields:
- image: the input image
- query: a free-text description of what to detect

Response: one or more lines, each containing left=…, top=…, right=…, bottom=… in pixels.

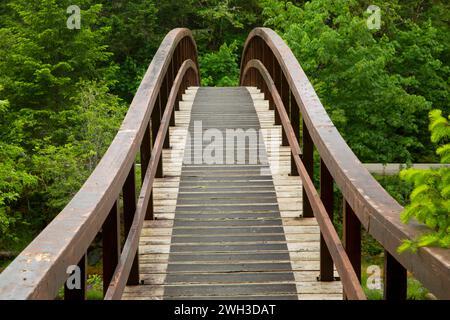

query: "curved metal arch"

left=243, top=59, right=366, bottom=300
left=104, top=59, right=199, bottom=299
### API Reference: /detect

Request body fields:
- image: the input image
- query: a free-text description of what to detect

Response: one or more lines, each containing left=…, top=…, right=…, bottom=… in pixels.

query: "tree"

left=0, top=0, right=112, bottom=113
left=0, top=88, right=38, bottom=240
left=0, top=1, right=124, bottom=244
left=97, top=0, right=159, bottom=102
left=199, top=42, right=240, bottom=86
left=260, top=0, right=448, bottom=163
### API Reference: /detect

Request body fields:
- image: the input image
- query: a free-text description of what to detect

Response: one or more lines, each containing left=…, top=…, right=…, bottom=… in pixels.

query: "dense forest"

left=0, top=0, right=449, bottom=272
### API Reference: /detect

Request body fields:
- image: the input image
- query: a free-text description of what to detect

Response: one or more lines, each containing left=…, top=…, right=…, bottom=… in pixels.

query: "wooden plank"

left=247, top=63, right=360, bottom=299
left=123, top=87, right=343, bottom=301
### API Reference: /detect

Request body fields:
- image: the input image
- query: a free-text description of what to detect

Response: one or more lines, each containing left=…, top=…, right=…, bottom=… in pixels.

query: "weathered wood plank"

left=124, top=87, right=342, bottom=301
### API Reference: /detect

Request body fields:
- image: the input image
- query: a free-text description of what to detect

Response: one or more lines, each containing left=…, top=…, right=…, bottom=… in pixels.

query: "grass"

left=86, top=274, right=104, bottom=300
left=56, top=273, right=104, bottom=300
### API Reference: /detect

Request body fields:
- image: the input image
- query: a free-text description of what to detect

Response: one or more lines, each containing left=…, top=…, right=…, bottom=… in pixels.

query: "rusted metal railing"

left=0, top=28, right=200, bottom=300
left=1, top=26, right=449, bottom=301
left=240, top=27, right=450, bottom=300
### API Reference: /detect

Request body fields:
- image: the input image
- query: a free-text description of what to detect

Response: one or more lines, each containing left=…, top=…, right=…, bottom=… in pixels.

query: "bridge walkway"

left=122, top=87, right=342, bottom=300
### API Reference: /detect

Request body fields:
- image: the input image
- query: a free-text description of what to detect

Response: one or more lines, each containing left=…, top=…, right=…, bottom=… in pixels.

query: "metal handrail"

left=240, top=27, right=450, bottom=299
left=0, top=28, right=200, bottom=300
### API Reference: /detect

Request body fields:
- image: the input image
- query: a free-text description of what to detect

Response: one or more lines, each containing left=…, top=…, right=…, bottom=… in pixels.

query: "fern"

left=398, top=109, right=450, bottom=253
left=429, top=109, right=450, bottom=143
left=437, top=144, right=450, bottom=163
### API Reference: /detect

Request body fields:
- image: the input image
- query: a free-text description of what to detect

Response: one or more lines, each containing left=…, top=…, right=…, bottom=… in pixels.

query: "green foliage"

left=0, top=0, right=449, bottom=269
left=0, top=142, right=38, bottom=239
left=0, top=87, right=38, bottom=239
left=200, top=42, right=240, bottom=86
left=260, top=0, right=449, bottom=163
left=0, top=0, right=112, bottom=112
left=429, top=110, right=450, bottom=162
left=0, top=1, right=124, bottom=245
left=398, top=110, right=450, bottom=252
left=375, top=174, right=414, bottom=206
left=196, top=0, right=261, bottom=49
left=361, top=262, right=429, bottom=300
left=86, top=274, right=103, bottom=300
left=360, top=175, right=413, bottom=258
left=96, top=0, right=159, bottom=101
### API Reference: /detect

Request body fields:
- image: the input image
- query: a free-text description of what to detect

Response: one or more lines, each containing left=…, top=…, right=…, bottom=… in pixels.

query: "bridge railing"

left=240, top=27, right=450, bottom=300
left=0, top=28, right=199, bottom=300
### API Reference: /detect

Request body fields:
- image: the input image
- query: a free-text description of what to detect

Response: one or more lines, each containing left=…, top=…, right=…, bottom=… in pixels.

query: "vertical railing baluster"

left=162, top=75, right=171, bottom=149
left=319, top=159, right=334, bottom=281
left=273, top=67, right=281, bottom=127
left=169, top=60, right=176, bottom=129
left=64, top=254, right=87, bottom=300
left=176, top=78, right=181, bottom=112
left=251, top=41, right=256, bottom=86
left=281, top=74, right=289, bottom=146
left=272, top=54, right=275, bottom=85
left=302, top=120, right=314, bottom=217
left=181, top=38, right=185, bottom=60
left=343, top=200, right=361, bottom=298
left=102, top=201, right=120, bottom=294
left=262, top=41, right=266, bottom=69
left=274, top=103, right=281, bottom=126
left=290, top=91, right=300, bottom=176
left=123, top=164, right=139, bottom=285
left=258, top=73, right=263, bottom=98
left=171, top=58, right=175, bottom=88
left=384, top=251, right=407, bottom=300
left=261, top=76, right=265, bottom=98
left=274, top=64, right=281, bottom=99
left=265, top=46, right=273, bottom=81
left=141, top=123, right=153, bottom=220
left=248, top=46, right=252, bottom=86
left=153, top=95, right=163, bottom=178
left=177, top=43, right=181, bottom=72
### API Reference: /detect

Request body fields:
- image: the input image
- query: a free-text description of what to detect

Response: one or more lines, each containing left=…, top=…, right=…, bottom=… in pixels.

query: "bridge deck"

left=123, top=87, right=342, bottom=300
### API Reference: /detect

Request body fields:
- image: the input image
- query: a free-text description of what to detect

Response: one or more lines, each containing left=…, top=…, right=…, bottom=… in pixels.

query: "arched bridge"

left=0, top=28, right=449, bottom=300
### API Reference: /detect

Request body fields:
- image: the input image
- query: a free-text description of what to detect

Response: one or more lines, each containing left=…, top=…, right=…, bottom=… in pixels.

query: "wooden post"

left=141, top=123, right=153, bottom=220
left=163, top=76, right=171, bottom=149
left=170, top=102, right=176, bottom=127
left=281, top=74, right=289, bottom=147
left=249, top=41, right=255, bottom=86
left=343, top=200, right=361, bottom=298
left=343, top=200, right=361, bottom=280
left=290, top=91, right=300, bottom=176
left=64, top=254, right=87, bottom=300
left=274, top=64, right=281, bottom=97
left=167, top=57, right=178, bottom=126
left=152, top=96, right=163, bottom=178
left=302, top=120, right=314, bottom=217
left=123, top=164, right=140, bottom=285
left=102, top=201, right=120, bottom=295
left=384, top=251, right=407, bottom=300
left=319, top=159, right=334, bottom=281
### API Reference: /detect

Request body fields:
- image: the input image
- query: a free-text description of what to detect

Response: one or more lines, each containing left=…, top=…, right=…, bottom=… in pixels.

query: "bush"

left=199, top=42, right=240, bottom=87
left=398, top=109, right=450, bottom=252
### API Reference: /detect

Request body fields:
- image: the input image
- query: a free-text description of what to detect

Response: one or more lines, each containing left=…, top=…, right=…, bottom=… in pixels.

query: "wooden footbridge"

left=0, top=28, right=449, bottom=300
